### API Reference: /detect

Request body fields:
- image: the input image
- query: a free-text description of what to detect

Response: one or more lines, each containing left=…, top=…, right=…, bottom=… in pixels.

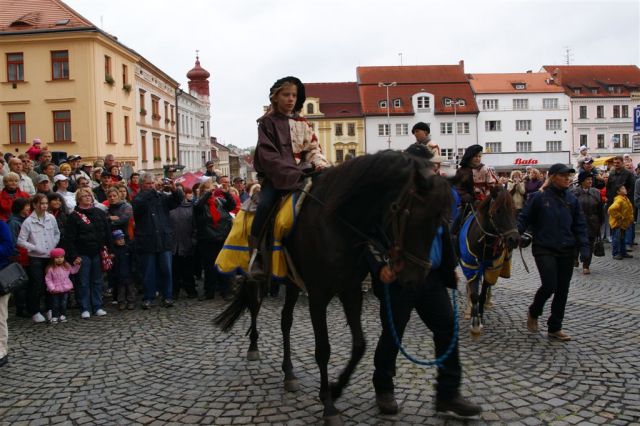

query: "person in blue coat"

left=0, top=219, right=16, bottom=367
left=518, top=163, right=589, bottom=342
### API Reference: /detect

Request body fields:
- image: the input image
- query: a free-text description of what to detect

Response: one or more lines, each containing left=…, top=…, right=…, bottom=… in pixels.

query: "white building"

left=542, top=65, right=640, bottom=164
left=469, top=72, right=572, bottom=171
left=357, top=63, right=478, bottom=162
left=177, top=56, right=212, bottom=171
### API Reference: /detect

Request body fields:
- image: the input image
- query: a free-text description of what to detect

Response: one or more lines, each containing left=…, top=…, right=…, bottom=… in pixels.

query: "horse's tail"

left=213, top=276, right=255, bottom=332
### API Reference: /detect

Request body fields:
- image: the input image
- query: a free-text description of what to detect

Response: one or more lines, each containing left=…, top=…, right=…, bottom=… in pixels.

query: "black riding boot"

left=248, top=235, right=265, bottom=279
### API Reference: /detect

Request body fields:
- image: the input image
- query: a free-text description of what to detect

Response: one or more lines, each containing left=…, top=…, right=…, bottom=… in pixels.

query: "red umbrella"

left=174, top=171, right=203, bottom=190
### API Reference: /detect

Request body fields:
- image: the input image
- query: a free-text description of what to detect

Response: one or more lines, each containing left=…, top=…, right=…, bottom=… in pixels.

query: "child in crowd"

left=111, top=230, right=136, bottom=310
left=45, top=248, right=80, bottom=323
left=608, top=183, right=634, bottom=260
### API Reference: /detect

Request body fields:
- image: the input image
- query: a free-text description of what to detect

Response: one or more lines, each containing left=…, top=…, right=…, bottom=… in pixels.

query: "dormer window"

left=417, top=96, right=430, bottom=109
left=393, top=98, right=402, bottom=108
left=574, top=88, right=581, bottom=95
left=443, top=97, right=452, bottom=106
left=379, top=100, right=388, bottom=108
left=513, top=83, right=526, bottom=90
left=591, top=88, right=598, bottom=94
left=457, top=99, right=466, bottom=106
left=306, top=103, right=314, bottom=114
left=608, top=86, right=615, bottom=93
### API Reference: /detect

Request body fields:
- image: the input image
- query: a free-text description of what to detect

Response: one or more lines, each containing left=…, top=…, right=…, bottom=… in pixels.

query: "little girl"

left=45, top=248, right=81, bottom=323
left=249, top=76, right=330, bottom=274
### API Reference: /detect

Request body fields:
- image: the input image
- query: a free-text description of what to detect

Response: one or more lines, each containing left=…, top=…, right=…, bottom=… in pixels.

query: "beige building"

left=135, top=58, right=179, bottom=173
left=302, top=82, right=365, bottom=163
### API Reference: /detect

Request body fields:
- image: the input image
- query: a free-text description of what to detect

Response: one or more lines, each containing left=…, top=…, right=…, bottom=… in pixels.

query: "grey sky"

left=65, top=0, right=640, bottom=149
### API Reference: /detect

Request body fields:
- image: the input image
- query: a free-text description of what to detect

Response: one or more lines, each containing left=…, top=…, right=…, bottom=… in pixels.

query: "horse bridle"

left=470, top=199, right=519, bottom=249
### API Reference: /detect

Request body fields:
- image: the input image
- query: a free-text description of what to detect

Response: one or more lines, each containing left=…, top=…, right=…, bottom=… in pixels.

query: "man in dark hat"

left=233, top=177, right=249, bottom=202
left=411, top=122, right=441, bottom=156
left=204, top=161, right=217, bottom=180
left=519, top=163, right=589, bottom=341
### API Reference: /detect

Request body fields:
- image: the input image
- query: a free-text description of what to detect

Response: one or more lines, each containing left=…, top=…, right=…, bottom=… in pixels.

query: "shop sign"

left=514, top=158, right=539, bottom=165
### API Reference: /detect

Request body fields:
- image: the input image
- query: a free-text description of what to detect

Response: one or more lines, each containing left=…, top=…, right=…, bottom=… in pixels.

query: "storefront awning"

left=592, top=156, right=614, bottom=166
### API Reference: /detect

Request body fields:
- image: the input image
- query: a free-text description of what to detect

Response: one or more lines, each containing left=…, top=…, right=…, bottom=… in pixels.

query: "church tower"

left=187, top=54, right=210, bottom=99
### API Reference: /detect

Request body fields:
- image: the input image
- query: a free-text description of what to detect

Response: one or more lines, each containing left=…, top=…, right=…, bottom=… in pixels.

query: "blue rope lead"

left=383, top=283, right=459, bottom=369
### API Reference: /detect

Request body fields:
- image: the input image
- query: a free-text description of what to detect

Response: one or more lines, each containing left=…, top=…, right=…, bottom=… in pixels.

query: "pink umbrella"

left=174, top=171, right=204, bottom=190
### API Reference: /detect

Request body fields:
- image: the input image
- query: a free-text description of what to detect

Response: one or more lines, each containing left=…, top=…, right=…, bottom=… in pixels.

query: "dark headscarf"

left=459, top=144, right=483, bottom=168
left=269, top=76, right=306, bottom=112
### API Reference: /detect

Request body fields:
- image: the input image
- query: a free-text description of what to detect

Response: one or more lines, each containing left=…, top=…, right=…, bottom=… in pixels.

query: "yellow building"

left=302, top=82, right=365, bottom=163
left=0, top=0, right=173, bottom=169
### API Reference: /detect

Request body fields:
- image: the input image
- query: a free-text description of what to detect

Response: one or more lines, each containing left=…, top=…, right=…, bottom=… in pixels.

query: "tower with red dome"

left=187, top=55, right=210, bottom=99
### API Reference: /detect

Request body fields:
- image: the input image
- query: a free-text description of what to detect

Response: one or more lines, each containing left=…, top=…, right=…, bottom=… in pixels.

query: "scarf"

left=207, top=194, right=220, bottom=226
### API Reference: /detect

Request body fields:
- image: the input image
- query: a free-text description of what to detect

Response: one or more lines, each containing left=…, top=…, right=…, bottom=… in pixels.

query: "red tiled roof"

left=0, top=0, right=94, bottom=33
left=356, top=65, right=478, bottom=115
left=469, top=72, right=565, bottom=93
left=304, top=82, right=362, bottom=118
left=541, top=65, right=640, bottom=97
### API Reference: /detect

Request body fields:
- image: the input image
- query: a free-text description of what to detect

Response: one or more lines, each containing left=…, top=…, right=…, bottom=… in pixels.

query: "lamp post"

left=379, top=82, right=397, bottom=150
left=451, top=98, right=464, bottom=168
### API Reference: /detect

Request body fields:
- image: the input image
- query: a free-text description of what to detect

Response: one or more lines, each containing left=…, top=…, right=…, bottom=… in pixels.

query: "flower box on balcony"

left=140, top=108, right=147, bottom=116
left=152, top=113, right=161, bottom=121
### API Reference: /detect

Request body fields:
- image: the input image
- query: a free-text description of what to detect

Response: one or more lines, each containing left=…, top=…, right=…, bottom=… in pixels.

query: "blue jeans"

left=79, top=255, right=104, bottom=313
left=50, top=293, right=69, bottom=318
left=611, top=228, right=627, bottom=257
left=624, top=223, right=635, bottom=246
left=140, top=251, right=173, bottom=302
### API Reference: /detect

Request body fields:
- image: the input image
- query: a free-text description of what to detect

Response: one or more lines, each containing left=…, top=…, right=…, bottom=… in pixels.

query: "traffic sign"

left=634, top=106, right=640, bottom=132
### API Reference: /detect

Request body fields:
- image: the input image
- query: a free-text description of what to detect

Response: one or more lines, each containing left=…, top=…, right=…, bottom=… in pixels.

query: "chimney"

left=526, top=70, right=532, bottom=73
left=458, top=60, right=465, bottom=72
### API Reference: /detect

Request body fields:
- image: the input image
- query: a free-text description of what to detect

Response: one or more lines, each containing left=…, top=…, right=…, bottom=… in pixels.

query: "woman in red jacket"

left=0, top=173, right=29, bottom=221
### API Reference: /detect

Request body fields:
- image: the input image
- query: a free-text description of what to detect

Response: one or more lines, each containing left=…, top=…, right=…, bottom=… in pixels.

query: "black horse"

left=457, top=185, right=520, bottom=337
left=215, top=150, right=452, bottom=425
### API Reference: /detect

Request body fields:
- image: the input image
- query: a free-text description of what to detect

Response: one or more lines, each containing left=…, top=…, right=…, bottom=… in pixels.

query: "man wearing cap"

left=8, top=158, right=35, bottom=195
left=233, top=177, right=249, bottom=203
left=577, top=157, right=604, bottom=190
left=35, top=175, right=54, bottom=196
left=68, top=155, right=89, bottom=188
left=93, top=172, right=112, bottom=203
left=204, top=161, right=218, bottom=181
left=518, top=163, right=589, bottom=341
left=411, top=122, right=441, bottom=156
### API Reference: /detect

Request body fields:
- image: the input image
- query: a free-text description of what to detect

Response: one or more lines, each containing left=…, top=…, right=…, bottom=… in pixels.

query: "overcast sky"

left=65, top=0, right=640, bottom=149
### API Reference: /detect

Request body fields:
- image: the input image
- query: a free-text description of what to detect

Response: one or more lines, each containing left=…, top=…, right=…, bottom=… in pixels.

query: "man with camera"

left=132, top=172, right=183, bottom=309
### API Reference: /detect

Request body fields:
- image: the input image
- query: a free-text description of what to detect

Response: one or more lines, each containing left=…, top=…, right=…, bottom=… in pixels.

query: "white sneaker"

left=81, top=311, right=91, bottom=319
left=59, top=315, right=67, bottom=322
left=46, top=310, right=52, bottom=322
left=50, top=317, right=59, bottom=324
left=32, top=312, right=46, bottom=324
left=95, top=309, right=107, bottom=317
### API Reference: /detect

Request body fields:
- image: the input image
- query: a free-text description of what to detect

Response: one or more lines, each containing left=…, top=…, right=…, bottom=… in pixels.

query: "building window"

left=171, top=106, right=175, bottom=125
left=441, top=148, right=453, bottom=160
left=124, top=116, right=130, bottom=145
left=440, top=122, right=453, bottom=135
left=613, top=105, right=620, bottom=118
left=574, top=88, right=581, bottom=95
left=306, top=103, right=314, bottom=114
left=8, top=112, right=26, bottom=144
left=580, top=134, right=588, bottom=147
left=613, top=134, right=621, bottom=149
left=443, top=97, right=452, bottom=106
left=516, top=141, right=532, bottom=152
left=482, top=99, right=499, bottom=110
left=51, top=50, right=69, bottom=80
left=139, top=90, right=146, bottom=114
left=579, top=106, right=587, bottom=119
left=106, top=112, right=113, bottom=143
left=122, top=64, right=128, bottom=86
left=417, top=96, right=430, bottom=109
left=622, top=105, right=629, bottom=118
left=542, top=98, right=558, bottom=109
left=379, top=100, right=387, bottom=109
left=515, top=120, right=531, bottom=131
left=164, top=102, right=169, bottom=123
left=393, top=98, right=402, bottom=108
left=53, top=110, right=71, bottom=142
left=622, top=134, right=630, bottom=148
left=172, top=137, right=176, bottom=160
left=546, top=119, right=562, bottom=131
left=514, top=83, right=526, bottom=90
left=347, top=123, right=355, bottom=136
left=200, top=121, right=205, bottom=137
left=335, top=149, right=344, bottom=163
left=456, top=122, right=470, bottom=134
left=151, top=96, right=160, bottom=120
left=485, top=142, right=502, bottom=153
left=141, top=131, right=147, bottom=161
left=152, top=135, right=161, bottom=160
left=485, top=120, right=501, bottom=132
left=513, top=99, right=529, bottom=110
left=396, top=123, right=408, bottom=136
left=597, top=134, right=604, bottom=149
left=457, top=99, right=466, bottom=106
left=348, top=148, right=356, bottom=158
left=165, top=136, right=171, bottom=161
left=7, top=53, right=24, bottom=82
left=591, top=88, right=598, bottom=94
left=378, top=124, right=389, bottom=136
left=104, top=55, right=111, bottom=81
left=546, top=141, right=562, bottom=152
left=596, top=105, right=604, bottom=119
left=335, top=123, right=343, bottom=136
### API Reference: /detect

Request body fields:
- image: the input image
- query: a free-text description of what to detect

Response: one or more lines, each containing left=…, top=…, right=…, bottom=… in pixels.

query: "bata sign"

left=514, top=158, right=539, bottom=165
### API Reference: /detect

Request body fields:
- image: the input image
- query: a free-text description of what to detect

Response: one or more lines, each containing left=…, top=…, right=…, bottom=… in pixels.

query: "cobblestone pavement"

left=1, top=245, right=639, bottom=425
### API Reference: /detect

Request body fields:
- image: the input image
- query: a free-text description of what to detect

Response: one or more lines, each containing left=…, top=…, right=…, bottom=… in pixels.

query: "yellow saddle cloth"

left=215, top=193, right=299, bottom=280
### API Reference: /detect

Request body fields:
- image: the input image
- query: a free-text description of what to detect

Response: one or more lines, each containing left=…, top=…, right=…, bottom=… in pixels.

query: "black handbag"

left=0, top=262, right=29, bottom=296
left=593, top=236, right=605, bottom=257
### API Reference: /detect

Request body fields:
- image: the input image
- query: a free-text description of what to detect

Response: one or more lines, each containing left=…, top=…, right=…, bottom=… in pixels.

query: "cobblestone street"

left=1, top=245, right=639, bottom=425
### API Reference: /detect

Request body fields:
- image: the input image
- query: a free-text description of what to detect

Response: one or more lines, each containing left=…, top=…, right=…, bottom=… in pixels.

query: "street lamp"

left=379, top=82, right=397, bottom=149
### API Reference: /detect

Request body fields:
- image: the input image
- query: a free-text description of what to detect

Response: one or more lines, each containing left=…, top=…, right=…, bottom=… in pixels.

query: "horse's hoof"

left=247, top=350, right=260, bottom=361
left=323, top=414, right=344, bottom=426
left=470, top=325, right=483, bottom=336
left=284, top=378, right=299, bottom=392
left=464, top=313, right=471, bottom=321
left=470, top=331, right=482, bottom=342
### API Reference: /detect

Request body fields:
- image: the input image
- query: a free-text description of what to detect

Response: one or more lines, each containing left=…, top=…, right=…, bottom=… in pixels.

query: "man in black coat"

left=132, top=172, right=183, bottom=309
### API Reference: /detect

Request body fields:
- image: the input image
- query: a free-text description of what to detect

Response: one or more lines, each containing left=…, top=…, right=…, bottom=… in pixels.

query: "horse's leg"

left=469, top=278, right=482, bottom=337
left=309, top=295, right=343, bottom=426
left=478, top=281, right=489, bottom=328
left=329, top=285, right=366, bottom=401
left=484, top=285, right=494, bottom=309
left=464, top=281, right=472, bottom=320
left=247, top=280, right=263, bottom=361
left=282, top=281, right=300, bottom=392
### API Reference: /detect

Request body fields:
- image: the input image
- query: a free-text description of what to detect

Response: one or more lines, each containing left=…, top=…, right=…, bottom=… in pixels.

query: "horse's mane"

left=477, top=185, right=514, bottom=218
left=317, top=150, right=430, bottom=222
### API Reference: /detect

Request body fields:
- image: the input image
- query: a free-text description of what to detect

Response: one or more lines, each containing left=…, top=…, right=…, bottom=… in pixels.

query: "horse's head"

left=386, top=167, right=452, bottom=284
left=478, top=185, right=520, bottom=250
